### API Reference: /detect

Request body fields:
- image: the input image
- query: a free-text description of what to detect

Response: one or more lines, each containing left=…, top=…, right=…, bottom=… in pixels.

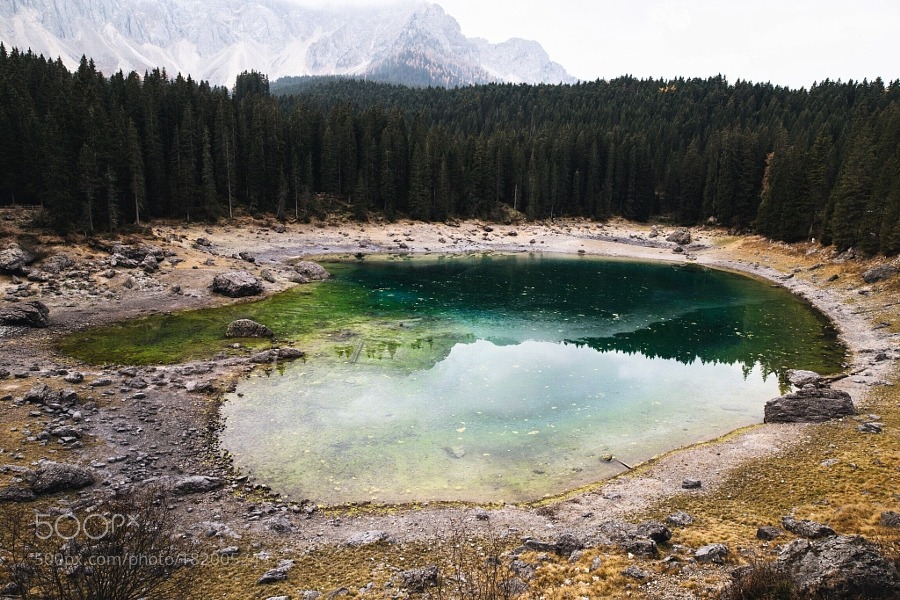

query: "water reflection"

left=221, top=255, right=845, bottom=504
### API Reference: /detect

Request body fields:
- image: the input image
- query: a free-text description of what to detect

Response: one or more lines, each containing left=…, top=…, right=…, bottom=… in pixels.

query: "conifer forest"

left=1, top=45, right=898, bottom=254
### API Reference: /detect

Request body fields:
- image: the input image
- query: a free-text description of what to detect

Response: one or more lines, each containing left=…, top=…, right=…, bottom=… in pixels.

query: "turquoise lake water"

left=219, top=254, right=845, bottom=505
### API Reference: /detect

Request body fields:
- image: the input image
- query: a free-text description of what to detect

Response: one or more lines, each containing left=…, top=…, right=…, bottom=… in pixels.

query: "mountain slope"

left=0, top=0, right=574, bottom=87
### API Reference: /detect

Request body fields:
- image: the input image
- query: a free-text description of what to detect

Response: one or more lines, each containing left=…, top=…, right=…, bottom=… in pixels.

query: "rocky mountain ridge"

left=0, top=0, right=574, bottom=87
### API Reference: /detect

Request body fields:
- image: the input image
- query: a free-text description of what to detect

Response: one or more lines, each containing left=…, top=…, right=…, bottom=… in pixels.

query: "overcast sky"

left=295, top=0, right=899, bottom=89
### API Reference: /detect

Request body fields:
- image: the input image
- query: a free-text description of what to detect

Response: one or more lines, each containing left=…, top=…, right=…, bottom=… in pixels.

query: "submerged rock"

left=225, top=319, right=274, bottom=339
left=764, top=388, right=855, bottom=423
left=212, top=271, right=264, bottom=297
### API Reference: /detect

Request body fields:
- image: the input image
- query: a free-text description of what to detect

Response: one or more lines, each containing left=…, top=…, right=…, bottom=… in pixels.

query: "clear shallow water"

left=220, top=254, right=845, bottom=504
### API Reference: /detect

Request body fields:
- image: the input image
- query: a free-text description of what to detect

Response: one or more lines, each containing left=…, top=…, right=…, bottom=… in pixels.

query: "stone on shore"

left=778, top=535, right=900, bottom=597
left=0, top=300, right=50, bottom=327
left=0, top=244, right=34, bottom=274
left=764, top=387, right=855, bottom=423
left=666, top=229, right=692, bottom=245
left=862, top=264, right=898, bottom=284
left=786, top=369, right=822, bottom=388
left=212, top=271, right=264, bottom=297
left=28, top=462, right=96, bottom=495
left=289, top=261, right=330, bottom=284
left=171, top=475, right=225, bottom=495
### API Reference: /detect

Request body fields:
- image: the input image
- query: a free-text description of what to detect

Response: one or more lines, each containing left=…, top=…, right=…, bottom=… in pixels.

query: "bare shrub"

left=434, top=517, right=519, bottom=600
left=719, top=558, right=800, bottom=600
left=0, top=486, right=193, bottom=600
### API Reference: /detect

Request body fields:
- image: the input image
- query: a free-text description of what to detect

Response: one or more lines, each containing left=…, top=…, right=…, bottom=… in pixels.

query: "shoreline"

left=2, top=215, right=898, bottom=596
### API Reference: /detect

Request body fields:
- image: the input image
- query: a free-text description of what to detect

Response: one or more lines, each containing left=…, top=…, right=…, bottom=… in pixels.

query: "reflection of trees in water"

left=566, top=303, right=844, bottom=386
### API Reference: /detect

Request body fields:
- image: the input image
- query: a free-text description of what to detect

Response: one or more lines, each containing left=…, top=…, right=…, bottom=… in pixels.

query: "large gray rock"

left=225, top=319, right=274, bottom=338
left=28, top=462, right=96, bottom=495
left=0, top=300, right=50, bottom=327
left=787, top=369, right=822, bottom=388
left=171, top=475, right=224, bottom=495
left=764, top=387, right=855, bottom=423
left=23, top=383, right=62, bottom=405
left=781, top=516, right=836, bottom=539
left=666, top=229, right=692, bottom=245
left=0, top=244, right=33, bottom=274
left=41, top=253, right=74, bottom=274
left=289, top=261, right=331, bottom=284
left=0, top=484, right=36, bottom=503
left=778, top=535, right=900, bottom=597
left=345, top=530, right=396, bottom=546
left=862, top=264, right=898, bottom=284
left=695, top=543, right=728, bottom=564
left=399, top=565, right=439, bottom=592
left=212, top=271, right=264, bottom=297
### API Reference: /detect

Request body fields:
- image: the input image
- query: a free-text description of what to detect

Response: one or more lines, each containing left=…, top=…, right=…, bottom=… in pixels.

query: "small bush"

left=435, top=517, right=518, bottom=600
left=720, top=559, right=800, bottom=600
left=0, top=485, right=194, bottom=600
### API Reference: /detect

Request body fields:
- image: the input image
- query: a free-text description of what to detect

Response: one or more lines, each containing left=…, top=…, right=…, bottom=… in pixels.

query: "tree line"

left=1, top=44, right=898, bottom=254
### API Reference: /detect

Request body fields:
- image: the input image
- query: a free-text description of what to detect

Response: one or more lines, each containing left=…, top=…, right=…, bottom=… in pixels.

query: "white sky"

left=293, top=0, right=899, bottom=89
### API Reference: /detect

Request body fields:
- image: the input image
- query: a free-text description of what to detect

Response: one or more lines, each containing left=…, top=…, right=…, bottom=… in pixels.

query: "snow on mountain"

left=0, top=0, right=575, bottom=87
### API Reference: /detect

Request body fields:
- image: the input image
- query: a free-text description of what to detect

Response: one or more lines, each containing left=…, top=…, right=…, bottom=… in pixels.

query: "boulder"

left=41, top=253, right=74, bottom=274
left=398, top=565, right=439, bottom=592
left=622, top=565, right=649, bottom=580
left=249, top=348, right=305, bottom=363
left=0, top=484, right=36, bottom=503
left=764, top=388, right=855, bottom=423
left=778, top=535, right=900, bottom=597
left=289, top=261, right=331, bottom=284
left=212, top=271, right=263, bottom=297
left=0, top=300, right=50, bottom=327
left=862, top=264, right=898, bottom=284
left=225, top=319, right=274, bottom=339
left=682, top=478, right=702, bottom=489
left=23, top=383, right=62, bottom=405
left=346, top=530, right=396, bottom=547
left=781, top=516, right=836, bottom=539
left=757, top=526, right=784, bottom=541
left=0, top=244, right=33, bottom=274
left=666, top=229, right=692, bottom=245
left=28, top=462, right=96, bottom=495
left=787, top=369, right=822, bottom=388
left=665, top=511, right=695, bottom=527
left=171, top=475, right=224, bottom=495
left=623, top=537, right=658, bottom=557
left=141, top=254, right=159, bottom=272
left=695, top=543, right=728, bottom=564
left=636, top=521, right=672, bottom=543
left=880, top=511, right=900, bottom=528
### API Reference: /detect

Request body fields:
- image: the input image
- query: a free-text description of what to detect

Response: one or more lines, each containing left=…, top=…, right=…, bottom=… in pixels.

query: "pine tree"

left=126, top=119, right=146, bottom=225
left=830, top=130, right=876, bottom=250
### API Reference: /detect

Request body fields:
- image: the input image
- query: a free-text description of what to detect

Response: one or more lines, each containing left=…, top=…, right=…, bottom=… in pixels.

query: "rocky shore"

left=1, top=211, right=898, bottom=598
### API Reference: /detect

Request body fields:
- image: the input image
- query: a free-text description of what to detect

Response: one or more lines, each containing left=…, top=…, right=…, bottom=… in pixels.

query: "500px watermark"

left=34, top=512, right=138, bottom=541
left=36, top=551, right=237, bottom=568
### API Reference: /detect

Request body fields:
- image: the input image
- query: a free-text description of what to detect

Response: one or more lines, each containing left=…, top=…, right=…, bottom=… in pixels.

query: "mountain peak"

left=0, top=0, right=575, bottom=87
